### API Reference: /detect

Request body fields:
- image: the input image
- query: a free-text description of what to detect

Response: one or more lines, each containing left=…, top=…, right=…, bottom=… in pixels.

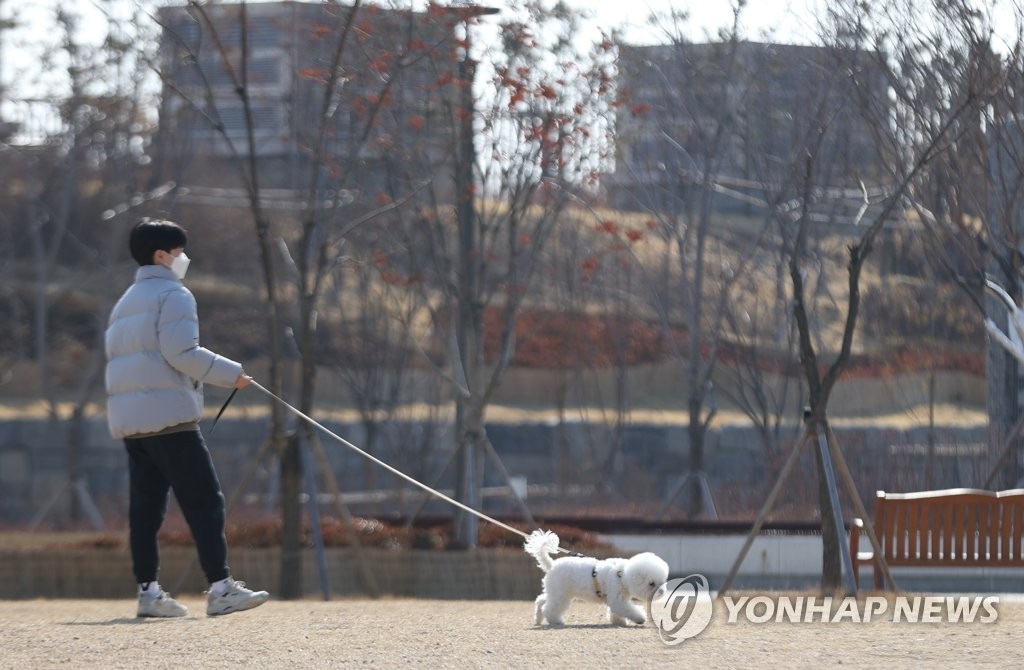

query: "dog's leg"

left=624, top=602, right=647, bottom=625
left=607, top=606, right=627, bottom=626
left=534, top=595, right=546, bottom=625
left=542, top=592, right=570, bottom=626
left=608, top=597, right=647, bottom=625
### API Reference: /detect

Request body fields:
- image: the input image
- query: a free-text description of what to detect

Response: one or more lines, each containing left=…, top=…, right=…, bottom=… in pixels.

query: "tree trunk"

left=363, top=419, right=378, bottom=492
left=926, top=371, right=936, bottom=488
left=453, top=404, right=484, bottom=549
left=279, top=433, right=303, bottom=599
left=451, top=48, right=481, bottom=551
left=65, top=406, right=84, bottom=524
left=687, top=398, right=705, bottom=517
left=812, top=424, right=842, bottom=591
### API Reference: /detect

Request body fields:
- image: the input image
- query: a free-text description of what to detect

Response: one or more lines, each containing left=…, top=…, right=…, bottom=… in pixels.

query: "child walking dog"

left=106, top=218, right=269, bottom=618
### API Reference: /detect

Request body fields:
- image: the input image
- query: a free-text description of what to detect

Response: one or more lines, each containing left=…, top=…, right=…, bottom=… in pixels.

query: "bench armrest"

left=849, top=518, right=872, bottom=560
left=850, top=517, right=875, bottom=562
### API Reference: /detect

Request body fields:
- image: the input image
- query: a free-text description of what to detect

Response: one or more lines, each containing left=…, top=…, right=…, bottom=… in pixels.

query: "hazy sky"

left=566, top=0, right=824, bottom=45
left=0, top=0, right=823, bottom=104
left=2, top=0, right=1021, bottom=105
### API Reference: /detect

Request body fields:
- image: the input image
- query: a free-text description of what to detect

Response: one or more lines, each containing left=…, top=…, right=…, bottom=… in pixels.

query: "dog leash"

left=209, top=388, right=238, bottom=435
left=247, top=379, right=573, bottom=554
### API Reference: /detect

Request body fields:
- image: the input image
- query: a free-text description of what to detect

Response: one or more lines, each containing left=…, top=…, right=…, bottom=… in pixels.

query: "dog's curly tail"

left=523, top=529, right=560, bottom=572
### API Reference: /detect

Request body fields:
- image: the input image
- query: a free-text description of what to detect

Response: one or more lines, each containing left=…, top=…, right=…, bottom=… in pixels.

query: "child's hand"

left=234, top=373, right=253, bottom=389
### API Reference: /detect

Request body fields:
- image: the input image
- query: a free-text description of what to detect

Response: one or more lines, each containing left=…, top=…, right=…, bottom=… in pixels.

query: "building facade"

left=606, top=40, right=888, bottom=218
left=156, top=1, right=459, bottom=198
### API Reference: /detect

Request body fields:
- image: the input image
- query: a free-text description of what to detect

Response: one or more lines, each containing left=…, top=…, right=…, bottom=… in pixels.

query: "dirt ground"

left=0, top=596, right=1021, bottom=669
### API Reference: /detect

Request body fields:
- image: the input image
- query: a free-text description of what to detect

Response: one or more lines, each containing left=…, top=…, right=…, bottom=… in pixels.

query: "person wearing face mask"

left=105, top=218, right=269, bottom=618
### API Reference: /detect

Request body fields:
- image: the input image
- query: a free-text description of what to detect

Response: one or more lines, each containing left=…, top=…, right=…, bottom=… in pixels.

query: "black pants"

left=125, top=430, right=229, bottom=585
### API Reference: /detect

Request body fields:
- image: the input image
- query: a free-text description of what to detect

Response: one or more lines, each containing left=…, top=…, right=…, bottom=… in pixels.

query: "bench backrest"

left=874, top=488, right=1024, bottom=566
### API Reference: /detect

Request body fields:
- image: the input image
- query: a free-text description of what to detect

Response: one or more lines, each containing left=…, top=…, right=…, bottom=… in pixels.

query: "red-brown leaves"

left=580, top=256, right=600, bottom=281
left=630, top=102, right=652, bottom=117
left=369, top=55, right=392, bottom=73
left=310, top=23, right=333, bottom=40
left=297, top=68, right=330, bottom=83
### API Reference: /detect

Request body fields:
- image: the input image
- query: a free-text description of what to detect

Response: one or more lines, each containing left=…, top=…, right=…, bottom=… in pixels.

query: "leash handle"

left=248, top=378, right=572, bottom=554
left=209, top=387, right=238, bottom=435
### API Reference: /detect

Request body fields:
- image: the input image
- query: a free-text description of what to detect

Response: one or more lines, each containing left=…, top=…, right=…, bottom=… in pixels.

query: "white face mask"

left=170, top=252, right=190, bottom=280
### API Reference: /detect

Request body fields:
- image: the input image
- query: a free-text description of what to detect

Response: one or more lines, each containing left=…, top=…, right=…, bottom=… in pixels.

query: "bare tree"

left=369, top=0, right=617, bottom=546
left=0, top=3, right=164, bottom=526
left=763, top=0, right=999, bottom=588
left=154, top=0, right=479, bottom=595
left=613, top=5, right=799, bottom=516
left=719, top=253, right=803, bottom=473
left=876, top=3, right=1024, bottom=487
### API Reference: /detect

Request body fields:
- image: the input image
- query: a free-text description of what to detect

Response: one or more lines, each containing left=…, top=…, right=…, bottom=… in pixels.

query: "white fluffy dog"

left=524, top=530, right=669, bottom=626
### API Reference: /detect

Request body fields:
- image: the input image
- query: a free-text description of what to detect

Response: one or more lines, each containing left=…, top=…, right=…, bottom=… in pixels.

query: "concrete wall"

left=607, top=533, right=1024, bottom=593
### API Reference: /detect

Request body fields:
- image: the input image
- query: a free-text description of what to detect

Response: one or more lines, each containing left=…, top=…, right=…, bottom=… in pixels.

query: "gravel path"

left=0, top=596, right=1021, bottom=669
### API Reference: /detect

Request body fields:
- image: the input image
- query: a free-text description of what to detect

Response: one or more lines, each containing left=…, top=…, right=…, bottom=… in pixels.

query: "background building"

left=156, top=1, right=458, bottom=199
left=606, top=40, right=888, bottom=218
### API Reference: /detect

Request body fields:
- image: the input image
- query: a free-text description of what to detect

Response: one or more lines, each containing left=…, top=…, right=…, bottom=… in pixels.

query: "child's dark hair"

left=129, top=218, right=188, bottom=266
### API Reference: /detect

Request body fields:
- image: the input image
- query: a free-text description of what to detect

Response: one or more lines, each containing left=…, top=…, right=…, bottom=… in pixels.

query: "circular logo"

left=650, top=574, right=714, bottom=645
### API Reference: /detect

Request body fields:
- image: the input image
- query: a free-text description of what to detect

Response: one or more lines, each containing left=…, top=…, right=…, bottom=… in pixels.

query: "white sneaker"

left=137, top=590, right=188, bottom=618
left=206, top=579, right=269, bottom=616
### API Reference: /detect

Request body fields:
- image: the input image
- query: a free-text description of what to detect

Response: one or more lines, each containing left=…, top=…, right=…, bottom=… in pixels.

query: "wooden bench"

left=850, top=488, right=1024, bottom=589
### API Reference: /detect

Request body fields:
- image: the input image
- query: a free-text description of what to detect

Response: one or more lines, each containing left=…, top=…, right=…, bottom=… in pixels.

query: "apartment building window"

left=176, top=56, right=282, bottom=88
left=215, top=103, right=283, bottom=136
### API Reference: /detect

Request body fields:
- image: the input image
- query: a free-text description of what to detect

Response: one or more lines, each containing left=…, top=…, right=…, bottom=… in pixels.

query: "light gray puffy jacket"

left=105, top=265, right=243, bottom=439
